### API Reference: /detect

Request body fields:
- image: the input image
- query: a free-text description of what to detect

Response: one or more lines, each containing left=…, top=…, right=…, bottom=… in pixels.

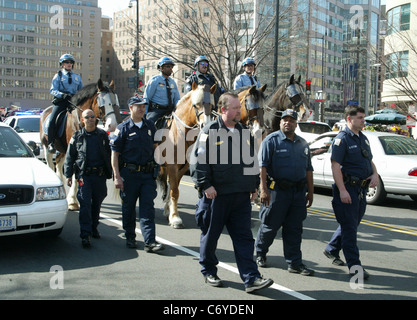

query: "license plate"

left=0, top=214, right=17, bottom=231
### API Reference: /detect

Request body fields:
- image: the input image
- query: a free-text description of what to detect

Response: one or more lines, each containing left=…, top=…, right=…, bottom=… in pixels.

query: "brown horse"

left=155, top=82, right=217, bottom=229
left=40, top=79, right=121, bottom=210
left=237, top=84, right=267, bottom=136
left=264, top=74, right=311, bottom=135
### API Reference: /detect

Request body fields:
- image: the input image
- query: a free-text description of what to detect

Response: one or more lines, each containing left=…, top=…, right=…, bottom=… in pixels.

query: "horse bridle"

left=96, top=89, right=121, bottom=123
left=192, top=87, right=216, bottom=129
left=286, top=83, right=303, bottom=108
left=264, top=82, right=305, bottom=120
left=243, top=92, right=264, bottom=128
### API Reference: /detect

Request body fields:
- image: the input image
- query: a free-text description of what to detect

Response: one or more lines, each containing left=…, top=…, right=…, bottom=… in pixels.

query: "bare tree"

left=123, top=0, right=296, bottom=90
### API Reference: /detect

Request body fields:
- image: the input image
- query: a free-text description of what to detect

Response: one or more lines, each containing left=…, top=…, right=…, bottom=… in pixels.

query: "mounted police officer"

left=255, top=109, right=315, bottom=276
left=323, top=106, right=378, bottom=280
left=233, top=57, right=261, bottom=90
left=185, top=56, right=224, bottom=111
left=190, top=92, right=273, bottom=293
left=110, top=96, right=164, bottom=252
left=48, top=53, right=83, bottom=153
left=144, top=57, right=180, bottom=126
left=64, top=109, right=112, bottom=248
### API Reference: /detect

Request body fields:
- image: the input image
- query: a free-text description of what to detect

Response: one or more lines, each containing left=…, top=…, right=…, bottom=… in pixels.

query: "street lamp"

left=128, top=0, right=140, bottom=93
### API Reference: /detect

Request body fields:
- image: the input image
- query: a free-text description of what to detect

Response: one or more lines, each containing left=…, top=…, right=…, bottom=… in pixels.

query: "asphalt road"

left=1, top=175, right=416, bottom=304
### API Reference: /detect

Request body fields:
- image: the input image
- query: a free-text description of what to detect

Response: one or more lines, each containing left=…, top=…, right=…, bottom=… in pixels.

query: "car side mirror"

left=27, top=140, right=40, bottom=156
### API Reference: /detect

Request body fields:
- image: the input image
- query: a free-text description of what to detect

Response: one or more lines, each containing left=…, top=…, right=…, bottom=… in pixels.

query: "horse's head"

left=96, top=79, right=122, bottom=133
left=239, top=84, right=267, bottom=136
left=285, top=74, right=311, bottom=121
left=191, top=82, right=216, bottom=128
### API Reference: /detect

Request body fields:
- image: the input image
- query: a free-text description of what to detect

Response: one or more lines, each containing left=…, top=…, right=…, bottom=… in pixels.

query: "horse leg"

left=44, top=145, right=55, bottom=171
left=67, top=175, right=79, bottom=211
left=166, top=164, right=184, bottom=229
left=55, top=155, right=78, bottom=211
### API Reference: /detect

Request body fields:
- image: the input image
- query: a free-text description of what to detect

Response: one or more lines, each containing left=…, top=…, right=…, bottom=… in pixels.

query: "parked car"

left=0, top=122, right=67, bottom=237
left=3, top=115, right=45, bottom=161
left=309, top=130, right=417, bottom=204
left=296, top=120, right=332, bottom=142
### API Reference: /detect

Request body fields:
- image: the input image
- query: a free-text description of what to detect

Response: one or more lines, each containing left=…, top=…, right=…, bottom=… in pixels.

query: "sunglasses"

left=63, top=61, right=74, bottom=64
left=199, top=62, right=209, bottom=66
left=84, top=115, right=95, bottom=119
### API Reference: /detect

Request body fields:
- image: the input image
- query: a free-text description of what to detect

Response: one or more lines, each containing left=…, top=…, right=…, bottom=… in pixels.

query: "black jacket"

left=64, top=128, right=112, bottom=179
left=190, top=117, right=259, bottom=195
left=185, top=71, right=224, bottom=108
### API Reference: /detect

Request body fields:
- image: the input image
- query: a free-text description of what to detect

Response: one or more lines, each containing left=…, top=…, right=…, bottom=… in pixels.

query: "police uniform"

left=110, top=115, right=160, bottom=248
left=64, top=127, right=112, bottom=244
left=144, top=74, right=180, bottom=123
left=190, top=116, right=267, bottom=289
left=185, top=71, right=223, bottom=110
left=48, top=69, right=83, bottom=148
left=324, top=126, right=373, bottom=269
left=233, top=73, right=261, bottom=90
left=255, top=109, right=314, bottom=273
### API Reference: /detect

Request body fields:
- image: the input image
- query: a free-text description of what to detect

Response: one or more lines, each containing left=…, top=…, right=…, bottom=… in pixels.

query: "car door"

left=310, top=135, right=334, bottom=187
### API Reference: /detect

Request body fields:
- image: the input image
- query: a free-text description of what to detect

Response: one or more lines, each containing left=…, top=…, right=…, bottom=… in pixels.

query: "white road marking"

left=101, top=213, right=315, bottom=300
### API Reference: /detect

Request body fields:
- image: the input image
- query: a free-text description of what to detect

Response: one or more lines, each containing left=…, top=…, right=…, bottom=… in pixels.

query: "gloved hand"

left=62, top=93, right=72, bottom=101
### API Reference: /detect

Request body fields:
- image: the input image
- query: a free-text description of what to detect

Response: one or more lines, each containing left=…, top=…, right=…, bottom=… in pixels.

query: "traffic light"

left=305, top=79, right=311, bottom=95
left=131, top=50, right=137, bottom=69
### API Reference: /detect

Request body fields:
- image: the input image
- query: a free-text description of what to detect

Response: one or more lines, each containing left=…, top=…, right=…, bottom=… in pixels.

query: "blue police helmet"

left=242, top=57, right=256, bottom=67
left=127, top=96, right=146, bottom=107
left=157, top=57, right=175, bottom=69
left=59, top=53, right=75, bottom=65
left=281, top=109, right=298, bottom=119
left=194, top=56, right=209, bottom=67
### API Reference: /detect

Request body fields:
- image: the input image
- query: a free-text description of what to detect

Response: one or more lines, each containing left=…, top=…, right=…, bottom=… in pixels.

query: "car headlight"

left=36, top=186, right=66, bottom=201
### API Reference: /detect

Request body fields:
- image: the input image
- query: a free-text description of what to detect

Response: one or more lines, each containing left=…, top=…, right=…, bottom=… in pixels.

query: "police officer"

left=64, top=109, right=112, bottom=248
left=255, top=109, right=314, bottom=275
left=233, top=57, right=261, bottom=90
left=110, top=96, right=164, bottom=252
left=185, top=56, right=224, bottom=110
left=190, top=92, right=273, bottom=293
left=49, top=53, right=83, bottom=153
left=144, top=57, right=180, bottom=126
left=323, top=106, right=378, bottom=279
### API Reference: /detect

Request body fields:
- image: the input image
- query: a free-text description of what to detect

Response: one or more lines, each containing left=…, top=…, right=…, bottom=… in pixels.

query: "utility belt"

left=84, top=166, right=105, bottom=176
left=268, top=178, right=307, bottom=191
left=343, top=174, right=370, bottom=188
left=122, top=161, right=155, bottom=174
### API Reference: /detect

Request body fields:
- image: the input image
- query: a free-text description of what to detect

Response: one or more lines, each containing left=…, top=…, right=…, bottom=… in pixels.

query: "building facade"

left=0, top=0, right=102, bottom=109
left=382, top=0, right=417, bottom=109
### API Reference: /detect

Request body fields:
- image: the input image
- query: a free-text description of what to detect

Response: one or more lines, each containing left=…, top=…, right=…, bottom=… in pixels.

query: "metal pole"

left=136, top=0, right=140, bottom=92
left=320, top=34, right=325, bottom=122
left=273, top=0, right=279, bottom=88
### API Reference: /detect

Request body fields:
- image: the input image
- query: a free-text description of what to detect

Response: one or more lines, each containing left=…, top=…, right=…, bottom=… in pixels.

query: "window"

left=385, top=51, right=409, bottom=79
left=387, top=3, right=410, bottom=35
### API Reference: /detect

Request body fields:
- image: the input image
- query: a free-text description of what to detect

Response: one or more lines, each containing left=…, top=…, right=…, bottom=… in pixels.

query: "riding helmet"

left=59, top=53, right=75, bottom=65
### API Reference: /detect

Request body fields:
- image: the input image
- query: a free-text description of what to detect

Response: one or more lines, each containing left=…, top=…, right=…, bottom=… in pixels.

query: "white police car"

left=0, top=122, right=67, bottom=237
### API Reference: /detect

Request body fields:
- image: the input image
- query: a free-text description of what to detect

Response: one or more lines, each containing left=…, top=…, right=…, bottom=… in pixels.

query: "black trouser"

left=48, top=101, right=67, bottom=145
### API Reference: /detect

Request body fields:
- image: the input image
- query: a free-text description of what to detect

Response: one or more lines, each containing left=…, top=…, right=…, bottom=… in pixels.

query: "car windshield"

left=0, top=127, right=33, bottom=158
left=15, top=118, right=39, bottom=133
left=298, top=123, right=331, bottom=134
left=379, top=136, right=417, bottom=155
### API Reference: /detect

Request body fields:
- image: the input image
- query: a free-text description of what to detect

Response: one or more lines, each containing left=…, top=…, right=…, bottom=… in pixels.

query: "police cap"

left=127, top=96, right=146, bottom=107
left=281, top=109, right=298, bottom=120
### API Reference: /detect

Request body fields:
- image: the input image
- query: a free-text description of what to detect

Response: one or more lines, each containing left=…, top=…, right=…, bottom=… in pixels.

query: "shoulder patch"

left=334, top=138, right=341, bottom=146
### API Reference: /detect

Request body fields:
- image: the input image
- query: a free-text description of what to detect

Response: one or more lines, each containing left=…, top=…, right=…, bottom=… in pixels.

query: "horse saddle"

left=155, top=115, right=172, bottom=130
left=43, top=111, right=67, bottom=139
